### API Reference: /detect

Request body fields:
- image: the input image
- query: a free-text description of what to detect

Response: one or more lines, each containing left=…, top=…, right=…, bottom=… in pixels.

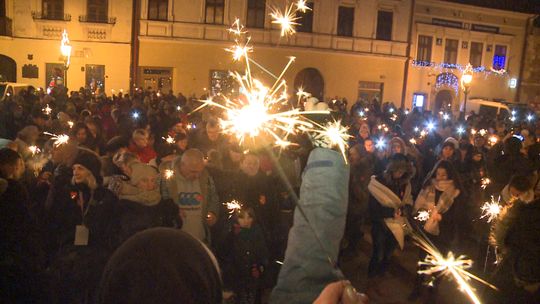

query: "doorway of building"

left=294, top=68, right=324, bottom=101
left=0, top=54, right=16, bottom=82
left=434, top=90, right=453, bottom=112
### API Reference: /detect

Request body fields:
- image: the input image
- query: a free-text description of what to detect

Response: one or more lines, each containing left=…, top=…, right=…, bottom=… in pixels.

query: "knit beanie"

left=73, top=151, right=103, bottom=185
left=97, top=228, right=222, bottom=304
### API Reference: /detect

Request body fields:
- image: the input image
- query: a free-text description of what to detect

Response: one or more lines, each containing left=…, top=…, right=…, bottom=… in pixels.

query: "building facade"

left=0, top=0, right=132, bottom=92
left=137, top=0, right=413, bottom=105
left=405, top=0, right=533, bottom=113
left=0, top=0, right=536, bottom=111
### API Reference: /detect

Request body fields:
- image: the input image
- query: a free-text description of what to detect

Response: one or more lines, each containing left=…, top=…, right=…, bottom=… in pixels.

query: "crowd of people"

left=0, top=85, right=539, bottom=303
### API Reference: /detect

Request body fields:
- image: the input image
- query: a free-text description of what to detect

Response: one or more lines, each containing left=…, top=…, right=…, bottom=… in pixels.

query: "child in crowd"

left=128, top=129, right=156, bottom=163
left=222, top=206, right=268, bottom=304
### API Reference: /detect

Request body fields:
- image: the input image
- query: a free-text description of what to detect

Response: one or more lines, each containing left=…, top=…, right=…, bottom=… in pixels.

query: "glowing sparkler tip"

left=164, top=169, right=174, bottom=179
left=480, top=196, right=502, bottom=223
left=28, top=145, right=41, bottom=156
left=163, top=135, right=175, bottom=144
left=224, top=200, right=243, bottom=217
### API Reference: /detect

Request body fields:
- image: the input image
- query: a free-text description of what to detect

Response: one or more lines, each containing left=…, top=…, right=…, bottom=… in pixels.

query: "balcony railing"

left=0, top=16, right=13, bottom=36
left=79, top=15, right=116, bottom=25
left=32, top=11, right=71, bottom=21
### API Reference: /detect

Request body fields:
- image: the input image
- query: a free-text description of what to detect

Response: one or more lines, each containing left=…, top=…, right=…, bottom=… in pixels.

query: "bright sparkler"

left=409, top=138, right=417, bottom=145
left=488, top=136, right=498, bottom=145
left=408, top=226, right=497, bottom=304
left=478, top=129, right=487, bottom=136
left=28, top=145, right=41, bottom=156
left=224, top=200, right=243, bottom=218
left=295, top=0, right=311, bottom=12
left=163, top=135, right=175, bottom=144
left=414, top=210, right=430, bottom=222
left=480, top=177, right=491, bottom=189
left=480, top=196, right=502, bottom=223
left=67, top=120, right=74, bottom=128
left=43, top=104, right=52, bottom=115
left=271, top=3, right=300, bottom=37
left=163, top=169, right=174, bottom=179
left=44, top=132, right=70, bottom=147
left=310, top=120, right=351, bottom=161
left=193, top=20, right=334, bottom=157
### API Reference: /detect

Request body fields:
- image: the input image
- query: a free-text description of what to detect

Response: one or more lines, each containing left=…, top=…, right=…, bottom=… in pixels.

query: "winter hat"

left=73, top=151, right=103, bottom=185
left=389, top=137, right=406, bottom=154
left=129, top=163, right=158, bottom=186
left=386, top=153, right=412, bottom=176
left=105, top=136, right=128, bottom=154
left=97, top=228, right=222, bottom=304
left=443, top=137, right=459, bottom=150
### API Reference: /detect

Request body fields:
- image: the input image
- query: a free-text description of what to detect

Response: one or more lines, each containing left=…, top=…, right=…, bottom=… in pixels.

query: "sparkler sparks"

left=163, top=169, right=174, bottom=179
left=224, top=200, right=243, bottom=218
left=407, top=226, right=497, bottom=304
left=480, top=177, right=491, bottom=190
left=271, top=3, right=300, bottom=37
left=414, top=210, right=430, bottom=222
left=43, top=104, right=52, bottom=115
left=44, top=132, right=70, bottom=147
left=480, top=196, right=502, bottom=223
left=67, top=120, right=74, bottom=128
left=193, top=19, right=339, bottom=158
left=163, top=135, right=175, bottom=144
left=295, top=0, right=311, bottom=12
left=28, top=145, right=41, bottom=156
left=311, top=120, right=351, bottom=161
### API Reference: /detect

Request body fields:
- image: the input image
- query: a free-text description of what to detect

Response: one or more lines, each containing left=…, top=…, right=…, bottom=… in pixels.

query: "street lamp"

left=460, top=63, right=473, bottom=120
left=60, top=29, right=72, bottom=89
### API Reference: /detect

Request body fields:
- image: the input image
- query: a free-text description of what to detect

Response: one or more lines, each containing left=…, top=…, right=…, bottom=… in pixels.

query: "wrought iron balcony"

left=32, top=11, right=71, bottom=21
left=79, top=15, right=116, bottom=25
left=0, top=16, right=13, bottom=36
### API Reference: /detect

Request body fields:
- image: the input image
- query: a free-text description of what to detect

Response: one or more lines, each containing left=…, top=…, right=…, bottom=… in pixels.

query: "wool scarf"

left=368, top=175, right=412, bottom=249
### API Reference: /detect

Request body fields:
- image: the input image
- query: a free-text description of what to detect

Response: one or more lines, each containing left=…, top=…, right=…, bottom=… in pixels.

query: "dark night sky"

left=444, top=0, right=540, bottom=14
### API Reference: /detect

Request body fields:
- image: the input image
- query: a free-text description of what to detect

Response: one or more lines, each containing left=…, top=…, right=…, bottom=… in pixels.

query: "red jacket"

left=128, top=142, right=157, bottom=164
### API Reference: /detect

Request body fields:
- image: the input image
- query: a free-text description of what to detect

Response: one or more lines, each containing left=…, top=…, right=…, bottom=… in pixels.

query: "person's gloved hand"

left=313, top=280, right=369, bottom=304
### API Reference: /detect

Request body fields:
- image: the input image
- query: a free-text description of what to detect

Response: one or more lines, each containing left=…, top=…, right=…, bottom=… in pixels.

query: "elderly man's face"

left=180, top=160, right=205, bottom=180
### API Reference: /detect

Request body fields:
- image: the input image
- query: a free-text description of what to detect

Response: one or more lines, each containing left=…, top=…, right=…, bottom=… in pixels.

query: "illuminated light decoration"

left=435, top=73, right=460, bottom=96
left=480, top=196, right=502, bottom=223
left=60, top=29, right=72, bottom=67
left=375, top=137, right=386, bottom=150
left=270, top=3, right=300, bottom=37
left=412, top=60, right=508, bottom=77
left=461, top=63, right=474, bottom=90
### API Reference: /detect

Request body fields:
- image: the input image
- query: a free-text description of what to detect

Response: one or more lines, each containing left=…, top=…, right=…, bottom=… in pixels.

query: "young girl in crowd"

left=222, top=206, right=268, bottom=304
left=411, top=160, right=463, bottom=300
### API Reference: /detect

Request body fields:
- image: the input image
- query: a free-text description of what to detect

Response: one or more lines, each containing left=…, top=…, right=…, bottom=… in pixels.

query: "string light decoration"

left=412, top=60, right=508, bottom=77
left=435, top=73, right=460, bottom=95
